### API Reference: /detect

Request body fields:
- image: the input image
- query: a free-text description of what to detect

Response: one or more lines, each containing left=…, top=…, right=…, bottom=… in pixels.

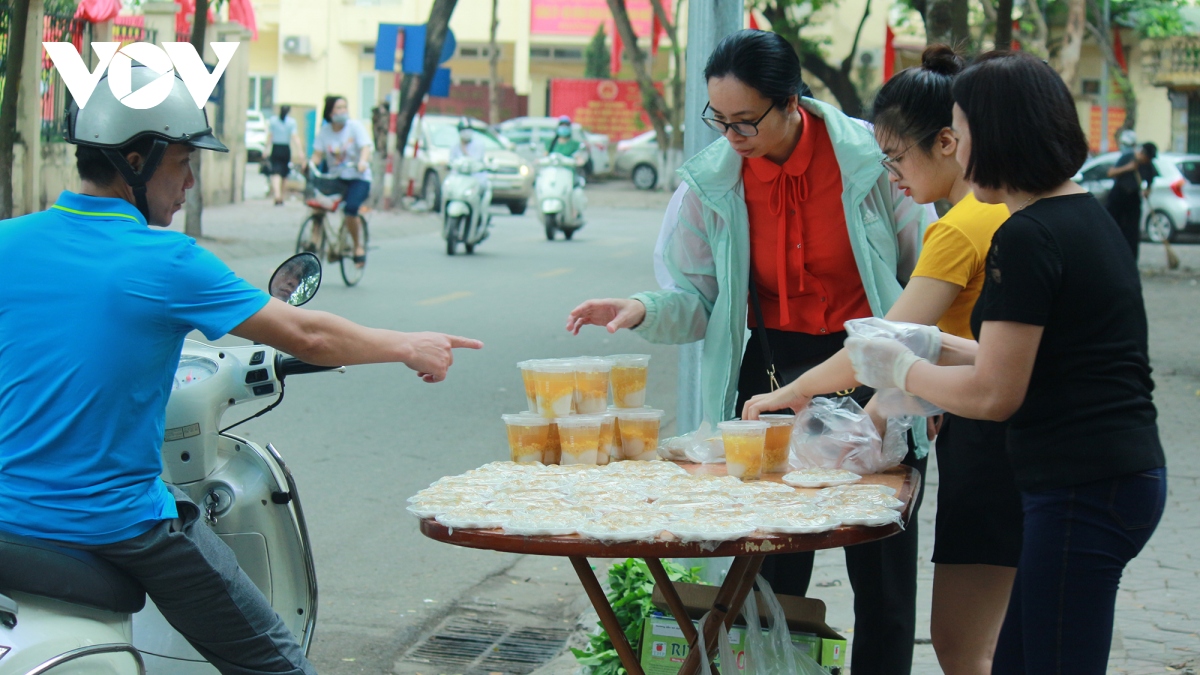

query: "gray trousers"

left=65, top=489, right=316, bottom=675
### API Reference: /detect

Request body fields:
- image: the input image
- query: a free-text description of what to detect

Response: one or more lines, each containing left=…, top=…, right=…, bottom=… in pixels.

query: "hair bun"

left=921, top=45, right=964, bottom=76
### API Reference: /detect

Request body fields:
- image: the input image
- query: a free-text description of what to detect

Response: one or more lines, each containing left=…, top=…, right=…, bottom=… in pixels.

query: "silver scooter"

left=535, top=153, right=587, bottom=241
left=441, top=157, right=492, bottom=256
left=0, top=253, right=335, bottom=675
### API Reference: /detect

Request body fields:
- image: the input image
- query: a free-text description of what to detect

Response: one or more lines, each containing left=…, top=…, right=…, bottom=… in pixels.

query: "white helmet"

left=66, top=65, right=227, bottom=217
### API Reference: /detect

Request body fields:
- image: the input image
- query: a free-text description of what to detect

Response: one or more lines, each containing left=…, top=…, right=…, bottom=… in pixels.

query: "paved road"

left=193, top=181, right=1200, bottom=674
left=198, top=182, right=679, bottom=675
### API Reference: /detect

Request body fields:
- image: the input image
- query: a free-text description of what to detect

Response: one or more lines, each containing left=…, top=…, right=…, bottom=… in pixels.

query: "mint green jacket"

left=631, top=99, right=931, bottom=456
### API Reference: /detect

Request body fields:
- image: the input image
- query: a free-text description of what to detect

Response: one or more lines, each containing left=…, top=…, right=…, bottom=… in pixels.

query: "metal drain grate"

left=402, top=616, right=572, bottom=674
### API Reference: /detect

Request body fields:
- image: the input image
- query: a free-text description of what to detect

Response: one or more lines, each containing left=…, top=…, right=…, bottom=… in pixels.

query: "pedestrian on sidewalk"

left=843, top=52, right=1166, bottom=673
left=267, top=104, right=302, bottom=206
left=566, top=29, right=932, bottom=675
left=743, top=44, right=1022, bottom=675
left=1106, top=141, right=1159, bottom=262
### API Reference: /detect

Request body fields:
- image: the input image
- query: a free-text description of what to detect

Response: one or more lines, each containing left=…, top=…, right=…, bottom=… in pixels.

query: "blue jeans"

left=992, top=467, right=1166, bottom=674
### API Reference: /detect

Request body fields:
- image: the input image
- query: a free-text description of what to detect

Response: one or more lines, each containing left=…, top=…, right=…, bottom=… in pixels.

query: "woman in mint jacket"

left=567, top=30, right=931, bottom=674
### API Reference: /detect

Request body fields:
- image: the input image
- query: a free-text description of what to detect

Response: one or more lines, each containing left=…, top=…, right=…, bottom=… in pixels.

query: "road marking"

left=536, top=268, right=573, bottom=278
left=418, top=291, right=473, bottom=306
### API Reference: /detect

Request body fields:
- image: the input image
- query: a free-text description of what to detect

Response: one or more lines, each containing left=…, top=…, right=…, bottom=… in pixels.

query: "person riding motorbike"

left=0, top=66, right=482, bottom=675
left=449, top=117, right=491, bottom=207
left=544, top=116, right=586, bottom=188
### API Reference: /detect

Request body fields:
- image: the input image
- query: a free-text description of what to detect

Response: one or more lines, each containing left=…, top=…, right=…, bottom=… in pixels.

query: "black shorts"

left=268, top=145, right=291, bottom=176
left=932, top=414, right=1024, bottom=567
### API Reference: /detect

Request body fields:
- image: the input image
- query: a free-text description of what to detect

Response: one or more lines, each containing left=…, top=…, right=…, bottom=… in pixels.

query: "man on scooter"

left=0, top=67, right=482, bottom=675
left=449, top=117, right=492, bottom=208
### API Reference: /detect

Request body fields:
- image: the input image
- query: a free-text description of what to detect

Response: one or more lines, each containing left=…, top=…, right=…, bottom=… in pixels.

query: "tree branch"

left=607, top=0, right=671, bottom=150
left=841, top=0, right=872, bottom=76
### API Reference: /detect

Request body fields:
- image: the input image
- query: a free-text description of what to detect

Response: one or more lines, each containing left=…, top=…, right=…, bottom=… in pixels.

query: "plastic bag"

left=738, top=575, right=826, bottom=675
left=791, top=397, right=912, bottom=475
left=659, top=421, right=725, bottom=464
left=696, top=610, right=738, bottom=675
left=872, top=387, right=944, bottom=417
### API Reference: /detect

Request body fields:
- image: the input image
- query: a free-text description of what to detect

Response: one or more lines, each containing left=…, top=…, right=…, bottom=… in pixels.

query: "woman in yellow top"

left=745, top=46, right=1019, bottom=675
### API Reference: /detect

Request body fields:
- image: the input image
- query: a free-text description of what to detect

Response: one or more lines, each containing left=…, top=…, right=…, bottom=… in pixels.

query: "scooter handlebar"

left=276, top=356, right=344, bottom=378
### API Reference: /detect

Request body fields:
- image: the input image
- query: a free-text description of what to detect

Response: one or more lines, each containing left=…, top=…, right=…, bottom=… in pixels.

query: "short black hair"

left=76, top=136, right=158, bottom=185
left=1141, top=142, right=1158, bottom=160
left=704, top=29, right=812, bottom=109
left=322, top=95, right=345, bottom=123
left=952, top=51, right=1089, bottom=193
left=871, top=45, right=964, bottom=153
left=279, top=104, right=291, bottom=121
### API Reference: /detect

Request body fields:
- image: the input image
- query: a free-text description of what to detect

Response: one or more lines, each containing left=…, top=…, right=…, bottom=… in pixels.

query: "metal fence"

left=113, top=16, right=157, bottom=44
left=41, top=11, right=91, bottom=142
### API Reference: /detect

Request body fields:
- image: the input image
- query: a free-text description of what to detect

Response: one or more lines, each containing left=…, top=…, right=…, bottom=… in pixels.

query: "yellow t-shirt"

left=911, top=192, right=1011, bottom=339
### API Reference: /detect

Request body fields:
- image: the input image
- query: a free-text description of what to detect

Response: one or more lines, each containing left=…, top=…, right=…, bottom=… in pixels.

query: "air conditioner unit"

left=282, top=35, right=311, bottom=57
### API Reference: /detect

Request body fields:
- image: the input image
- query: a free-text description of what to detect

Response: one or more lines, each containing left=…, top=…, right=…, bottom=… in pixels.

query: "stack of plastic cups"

left=719, top=420, right=768, bottom=480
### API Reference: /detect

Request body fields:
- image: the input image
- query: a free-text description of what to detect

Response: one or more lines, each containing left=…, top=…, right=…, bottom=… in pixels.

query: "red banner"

left=1088, top=106, right=1127, bottom=154
left=531, top=0, right=652, bottom=36
left=550, top=79, right=664, bottom=142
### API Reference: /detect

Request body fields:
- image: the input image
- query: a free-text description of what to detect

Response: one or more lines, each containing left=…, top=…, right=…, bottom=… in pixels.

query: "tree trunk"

left=0, top=0, right=31, bottom=219
left=994, top=0, right=1013, bottom=49
left=184, top=0, right=210, bottom=237
left=1019, top=0, right=1049, bottom=57
left=759, top=3, right=867, bottom=118
left=390, top=0, right=459, bottom=207
left=606, top=0, right=670, bottom=153
left=1058, top=0, right=1086, bottom=89
left=651, top=0, right=685, bottom=185
left=487, top=0, right=500, bottom=124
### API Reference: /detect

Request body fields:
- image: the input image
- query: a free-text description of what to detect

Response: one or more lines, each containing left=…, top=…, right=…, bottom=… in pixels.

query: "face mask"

left=556, top=127, right=570, bottom=138
left=332, top=113, right=349, bottom=124
left=460, top=130, right=473, bottom=144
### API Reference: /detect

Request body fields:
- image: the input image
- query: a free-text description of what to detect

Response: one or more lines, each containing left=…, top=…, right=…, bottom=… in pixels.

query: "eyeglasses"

left=880, top=128, right=943, bottom=180
left=701, top=103, right=774, bottom=137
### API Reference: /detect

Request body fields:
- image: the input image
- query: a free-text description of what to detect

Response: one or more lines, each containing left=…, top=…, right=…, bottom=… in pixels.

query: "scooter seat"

left=0, top=529, right=145, bottom=614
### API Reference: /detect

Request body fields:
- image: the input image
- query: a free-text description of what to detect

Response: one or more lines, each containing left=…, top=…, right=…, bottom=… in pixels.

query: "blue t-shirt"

left=0, top=192, right=270, bottom=544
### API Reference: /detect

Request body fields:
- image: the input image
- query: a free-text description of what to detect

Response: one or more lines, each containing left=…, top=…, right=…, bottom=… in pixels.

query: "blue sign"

left=375, top=24, right=456, bottom=74
left=429, top=68, right=451, bottom=98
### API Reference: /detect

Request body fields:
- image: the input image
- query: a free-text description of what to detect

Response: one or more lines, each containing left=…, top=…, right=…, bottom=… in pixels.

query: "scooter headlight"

left=520, top=165, right=530, bottom=176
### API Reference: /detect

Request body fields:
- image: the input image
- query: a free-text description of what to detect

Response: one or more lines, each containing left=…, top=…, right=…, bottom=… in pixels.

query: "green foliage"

left=44, top=0, right=78, bottom=16
left=571, top=559, right=702, bottom=675
left=584, top=23, right=610, bottom=79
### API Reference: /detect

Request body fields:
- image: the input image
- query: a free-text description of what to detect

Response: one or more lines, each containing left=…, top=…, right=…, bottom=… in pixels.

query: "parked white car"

left=613, top=128, right=664, bottom=190
left=245, top=109, right=267, bottom=161
left=497, top=117, right=609, bottom=178
left=1074, top=151, right=1200, bottom=242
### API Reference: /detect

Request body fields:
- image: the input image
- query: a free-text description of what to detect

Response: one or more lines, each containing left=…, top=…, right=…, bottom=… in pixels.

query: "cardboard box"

left=639, top=582, right=847, bottom=675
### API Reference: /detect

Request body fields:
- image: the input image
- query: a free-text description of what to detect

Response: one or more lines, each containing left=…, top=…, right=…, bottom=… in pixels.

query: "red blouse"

left=742, top=106, right=872, bottom=334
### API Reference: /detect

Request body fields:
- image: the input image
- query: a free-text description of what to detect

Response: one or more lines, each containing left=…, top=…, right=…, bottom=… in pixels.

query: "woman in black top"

left=845, top=52, right=1166, bottom=672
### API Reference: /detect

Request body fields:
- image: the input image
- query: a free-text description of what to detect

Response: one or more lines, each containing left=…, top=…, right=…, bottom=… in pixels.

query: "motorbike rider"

left=0, top=67, right=482, bottom=675
left=449, top=117, right=491, bottom=208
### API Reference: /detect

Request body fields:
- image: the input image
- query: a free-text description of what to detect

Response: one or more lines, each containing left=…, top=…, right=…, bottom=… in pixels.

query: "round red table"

left=419, top=462, right=921, bottom=675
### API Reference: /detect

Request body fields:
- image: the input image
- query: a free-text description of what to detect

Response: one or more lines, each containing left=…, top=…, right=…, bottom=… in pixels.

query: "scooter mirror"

left=269, top=252, right=322, bottom=306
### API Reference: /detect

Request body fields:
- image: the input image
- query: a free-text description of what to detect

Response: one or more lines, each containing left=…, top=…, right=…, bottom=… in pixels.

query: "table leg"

left=644, top=557, right=701, bottom=647
left=675, top=555, right=765, bottom=675
left=569, top=556, right=647, bottom=675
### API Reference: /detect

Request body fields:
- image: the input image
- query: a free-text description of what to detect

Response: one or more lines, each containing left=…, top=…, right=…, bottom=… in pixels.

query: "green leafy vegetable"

left=571, top=559, right=701, bottom=675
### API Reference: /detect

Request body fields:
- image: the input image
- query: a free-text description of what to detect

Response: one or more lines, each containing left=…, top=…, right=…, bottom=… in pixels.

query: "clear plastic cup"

left=609, top=354, right=651, bottom=408
left=759, top=414, right=796, bottom=474
left=615, top=408, right=665, bottom=461
left=516, top=360, right=541, bottom=413
left=607, top=406, right=625, bottom=461
left=597, top=414, right=617, bottom=465
left=533, top=360, right=576, bottom=419
left=556, top=415, right=605, bottom=465
left=573, top=358, right=613, bottom=414
left=719, top=420, right=769, bottom=480
left=502, top=414, right=550, bottom=464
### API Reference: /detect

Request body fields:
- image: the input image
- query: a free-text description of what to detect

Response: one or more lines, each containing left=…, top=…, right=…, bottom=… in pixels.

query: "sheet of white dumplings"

left=408, top=461, right=906, bottom=543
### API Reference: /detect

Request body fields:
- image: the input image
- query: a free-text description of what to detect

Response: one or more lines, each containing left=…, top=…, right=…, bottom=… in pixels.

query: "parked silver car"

left=495, top=117, right=608, bottom=178
left=613, top=128, right=668, bottom=191
left=1075, top=151, right=1200, bottom=242
left=403, top=115, right=533, bottom=215
left=245, top=109, right=267, bottom=161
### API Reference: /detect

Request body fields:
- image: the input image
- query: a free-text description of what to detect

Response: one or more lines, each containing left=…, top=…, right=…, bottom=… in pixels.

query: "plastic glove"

left=845, top=336, right=925, bottom=392
left=844, top=317, right=942, bottom=363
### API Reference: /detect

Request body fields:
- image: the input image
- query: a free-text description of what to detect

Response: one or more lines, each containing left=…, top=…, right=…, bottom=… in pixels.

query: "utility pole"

left=1098, top=0, right=1110, bottom=153
left=488, top=0, right=500, bottom=124
left=675, top=0, right=741, bottom=435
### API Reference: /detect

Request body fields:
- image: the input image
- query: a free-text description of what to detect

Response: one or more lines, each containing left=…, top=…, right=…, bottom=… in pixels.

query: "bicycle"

left=295, top=165, right=371, bottom=287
